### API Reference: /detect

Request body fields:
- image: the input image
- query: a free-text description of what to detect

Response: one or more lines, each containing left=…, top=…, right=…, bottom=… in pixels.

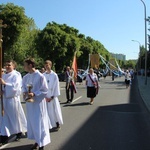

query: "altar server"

left=43, top=60, right=63, bottom=131
left=22, top=58, right=50, bottom=150
left=0, top=60, right=27, bottom=145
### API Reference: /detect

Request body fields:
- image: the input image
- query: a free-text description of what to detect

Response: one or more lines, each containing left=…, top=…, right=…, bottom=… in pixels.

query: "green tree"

left=0, top=3, right=39, bottom=68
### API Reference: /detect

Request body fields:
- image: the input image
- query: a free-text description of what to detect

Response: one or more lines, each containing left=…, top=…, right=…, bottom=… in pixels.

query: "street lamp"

left=131, top=40, right=141, bottom=71
left=140, top=0, right=148, bottom=85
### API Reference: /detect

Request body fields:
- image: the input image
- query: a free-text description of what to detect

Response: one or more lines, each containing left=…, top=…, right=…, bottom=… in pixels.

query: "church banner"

left=90, top=54, right=100, bottom=69
left=109, top=59, right=116, bottom=70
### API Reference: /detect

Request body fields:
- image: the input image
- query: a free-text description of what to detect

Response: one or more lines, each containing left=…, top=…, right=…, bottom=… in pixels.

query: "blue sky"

left=1, top=0, right=150, bottom=60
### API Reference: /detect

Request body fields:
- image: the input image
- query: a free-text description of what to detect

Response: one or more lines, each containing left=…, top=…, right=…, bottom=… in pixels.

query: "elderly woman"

left=86, top=68, right=99, bottom=105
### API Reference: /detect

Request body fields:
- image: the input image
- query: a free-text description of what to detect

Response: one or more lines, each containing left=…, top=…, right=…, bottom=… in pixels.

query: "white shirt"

left=86, top=73, right=98, bottom=87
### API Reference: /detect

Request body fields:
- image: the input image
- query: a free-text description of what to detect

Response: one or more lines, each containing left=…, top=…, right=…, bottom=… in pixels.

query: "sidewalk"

left=137, top=76, right=150, bottom=111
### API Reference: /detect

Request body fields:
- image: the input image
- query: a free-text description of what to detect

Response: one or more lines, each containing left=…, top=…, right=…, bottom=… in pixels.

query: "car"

left=57, top=72, right=65, bottom=81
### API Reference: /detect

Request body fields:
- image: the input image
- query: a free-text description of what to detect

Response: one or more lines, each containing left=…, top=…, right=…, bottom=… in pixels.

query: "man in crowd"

left=65, top=66, right=75, bottom=103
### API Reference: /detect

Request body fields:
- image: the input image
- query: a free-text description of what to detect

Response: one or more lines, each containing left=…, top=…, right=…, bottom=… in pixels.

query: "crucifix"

left=0, top=19, right=7, bottom=116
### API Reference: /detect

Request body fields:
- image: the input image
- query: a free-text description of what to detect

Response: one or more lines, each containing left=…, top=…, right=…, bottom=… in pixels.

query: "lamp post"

left=131, top=40, right=141, bottom=71
left=140, top=0, right=148, bottom=85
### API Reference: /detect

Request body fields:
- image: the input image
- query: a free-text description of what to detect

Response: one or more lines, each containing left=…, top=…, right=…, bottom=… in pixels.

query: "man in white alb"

left=43, top=60, right=63, bottom=131
left=0, top=60, right=27, bottom=146
left=22, top=58, right=50, bottom=150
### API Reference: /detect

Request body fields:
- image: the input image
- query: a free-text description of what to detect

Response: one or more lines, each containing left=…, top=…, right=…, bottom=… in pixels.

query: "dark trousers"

left=66, top=84, right=74, bottom=102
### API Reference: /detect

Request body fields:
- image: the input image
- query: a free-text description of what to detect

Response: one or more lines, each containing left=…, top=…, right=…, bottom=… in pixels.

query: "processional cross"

left=0, top=20, right=7, bottom=116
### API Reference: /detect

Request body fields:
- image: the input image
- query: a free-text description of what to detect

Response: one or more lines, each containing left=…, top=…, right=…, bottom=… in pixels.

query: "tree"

left=0, top=3, right=38, bottom=66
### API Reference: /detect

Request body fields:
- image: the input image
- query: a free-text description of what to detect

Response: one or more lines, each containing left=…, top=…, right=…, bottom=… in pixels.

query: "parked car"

left=57, top=72, right=65, bottom=81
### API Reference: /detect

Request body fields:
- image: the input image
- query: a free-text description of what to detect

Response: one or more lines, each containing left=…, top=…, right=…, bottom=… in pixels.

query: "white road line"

left=72, top=96, right=82, bottom=103
left=0, top=143, right=10, bottom=149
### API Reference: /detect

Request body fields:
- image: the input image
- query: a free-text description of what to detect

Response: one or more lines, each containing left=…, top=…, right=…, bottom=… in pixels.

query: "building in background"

left=110, top=53, right=126, bottom=61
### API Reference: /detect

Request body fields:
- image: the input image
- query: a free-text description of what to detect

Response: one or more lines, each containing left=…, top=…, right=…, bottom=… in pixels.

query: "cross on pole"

left=0, top=19, right=7, bottom=116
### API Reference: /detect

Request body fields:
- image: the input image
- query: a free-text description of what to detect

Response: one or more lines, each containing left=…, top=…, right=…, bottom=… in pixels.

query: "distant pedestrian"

left=86, top=68, right=99, bottom=105
left=129, top=69, right=134, bottom=80
left=22, top=58, right=50, bottom=150
left=124, top=70, right=131, bottom=88
left=40, top=67, right=45, bottom=73
left=43, top=60, right=63, bottom=131
left=112, top=71, right=115, bottom=81
left=65, top=66, right=76, bottom=103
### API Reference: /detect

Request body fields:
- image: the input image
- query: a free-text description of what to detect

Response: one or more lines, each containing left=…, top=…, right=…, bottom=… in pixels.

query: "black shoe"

left=0, top=135, right=8, bottom=145
left=15, top=132, right=22, bottom=141
left=66, top=100, right=70, bottom=103
left=56, top=122, right=61, bottom=131
left=31, top=143, right=38, bottom=150
left=39, top=146, right=44, bottom=150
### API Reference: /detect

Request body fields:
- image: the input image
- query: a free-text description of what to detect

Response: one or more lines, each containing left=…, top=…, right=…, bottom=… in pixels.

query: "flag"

left=109, top=59, right=116, bottom=70
left=71, top=53, right=78, bottom=79
left=90, top=54, right=100, bottom=69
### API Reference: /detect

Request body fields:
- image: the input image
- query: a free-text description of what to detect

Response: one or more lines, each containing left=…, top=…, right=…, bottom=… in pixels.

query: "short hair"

left=44, top=60, right=52, bottom=66
left=5, top=60, right=16, bottom=66
left=24, top=58, right=36, bottom=68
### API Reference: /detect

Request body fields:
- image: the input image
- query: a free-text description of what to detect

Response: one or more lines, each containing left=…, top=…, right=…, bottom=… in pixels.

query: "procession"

left=0, top=56, right=104, bottom=149
left=1, top=1, right=150, bottom=149
left=0, top=54, right=134, bottom=150
left=0, top=19, right=134, bottom=149
left=0, top=20, right=134, bottom=149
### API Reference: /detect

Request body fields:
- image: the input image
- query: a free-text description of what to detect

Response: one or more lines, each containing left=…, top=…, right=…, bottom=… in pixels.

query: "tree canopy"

left=0, top=3, right=139, bottom=72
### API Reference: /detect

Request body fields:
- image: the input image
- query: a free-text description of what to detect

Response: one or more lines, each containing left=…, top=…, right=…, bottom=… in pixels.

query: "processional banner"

left=109, top=59, right=117, bottom=70
left=90, top=54, right=100, bottom=69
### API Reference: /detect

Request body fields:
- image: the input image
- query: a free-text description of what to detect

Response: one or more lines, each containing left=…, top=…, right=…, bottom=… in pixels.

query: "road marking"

left=72, top=96, right=82, bottom=103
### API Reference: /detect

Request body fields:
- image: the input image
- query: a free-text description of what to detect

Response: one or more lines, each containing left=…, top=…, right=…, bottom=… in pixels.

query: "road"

left=1, top=76, right=150, bottom=150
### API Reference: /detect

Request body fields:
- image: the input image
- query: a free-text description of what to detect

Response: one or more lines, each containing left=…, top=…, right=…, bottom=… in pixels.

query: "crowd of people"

left=0, top=58, right=63, bottom=150
left=0, top=57, right=133, bottom=149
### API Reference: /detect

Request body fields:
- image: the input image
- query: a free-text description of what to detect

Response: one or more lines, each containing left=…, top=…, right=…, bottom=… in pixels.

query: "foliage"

left=35, top=22, right=110, bottom=71
left=0, top=3, right=39, bottom=67
left=1, top=3, right=132, bottom=73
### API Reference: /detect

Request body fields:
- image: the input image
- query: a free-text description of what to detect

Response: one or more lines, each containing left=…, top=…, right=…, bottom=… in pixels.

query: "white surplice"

left=0, top=70, right=27, bottom=137
left=43, top=70, right=63, bottom=128
left=22, top=70, right=50, bottom=147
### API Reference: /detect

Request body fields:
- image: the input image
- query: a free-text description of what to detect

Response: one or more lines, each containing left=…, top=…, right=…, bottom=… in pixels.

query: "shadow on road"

left=63, top=102, right=90, bottom=107
left=60, top=76, right=150, bottom=150
left=2, top=144, right=33, bottom=150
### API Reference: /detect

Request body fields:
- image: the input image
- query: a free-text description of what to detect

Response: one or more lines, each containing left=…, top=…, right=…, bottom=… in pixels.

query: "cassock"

left=43, top=70, right=63, bottom=128
left=0, top=70, right=27, bottom=136
left=22, top=70, right=50, bottom=147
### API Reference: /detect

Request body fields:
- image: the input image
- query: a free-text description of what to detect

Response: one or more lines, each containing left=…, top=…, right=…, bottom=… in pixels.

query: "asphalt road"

left=1, top=76, right=150, bottom=150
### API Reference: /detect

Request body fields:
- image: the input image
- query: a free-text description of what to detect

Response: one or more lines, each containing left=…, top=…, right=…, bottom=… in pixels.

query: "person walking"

left=22, top=58, right=50, bottom=150
left=86, top=68, right=99, bottom=105
left=0, top=60, right=27, bottom=146
left=43, top=60, right=63, bottom=131
left=124, top=70, right=131, bottom=88
left=65, top=66, right=76, bottom=103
